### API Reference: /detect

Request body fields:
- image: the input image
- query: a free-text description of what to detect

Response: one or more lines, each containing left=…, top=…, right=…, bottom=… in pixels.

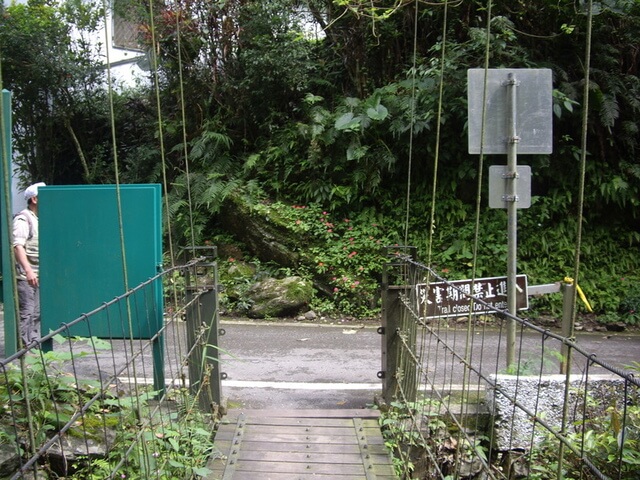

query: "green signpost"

left=0, top=90, right=19, bottom=356
left=39, top=184, right=163, bottom=338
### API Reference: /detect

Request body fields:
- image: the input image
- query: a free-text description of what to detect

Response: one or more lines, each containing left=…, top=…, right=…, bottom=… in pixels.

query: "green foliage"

left=531, top=403, right=640, bottom=479
left=379, top=398, right=489, bottom=478
left=617, top=279, right=640, bottom=325
left=217, top=257, right=258, bottom=313
left=248, top=201, right=401, bottom=317
left=0, top=336, right=216, bottom=479
left=209, top=186, right=640, bottom=320
left=249, top=88, right=404, bottom=210
left=0, top=335, right=110, bottom=448
left=501, top=350, right=564, bottom=376
left=70, top=388, right=215, bottom=479
left=165, top=121, right=244, bottom=247
left=379, top=400, right=425, bottom=476
left=3, top=0, right=640, bottom=323
left=0, top=0, right=108, bottom=185
left=231, top=0, right=316, bottom=134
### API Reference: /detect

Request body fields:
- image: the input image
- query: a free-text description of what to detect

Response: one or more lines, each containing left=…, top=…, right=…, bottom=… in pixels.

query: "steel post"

left=185, top=247, right=222, bottom=412
left=560, top=280, right=576, bottom=374
left=506, top=73, right=519, bottom=368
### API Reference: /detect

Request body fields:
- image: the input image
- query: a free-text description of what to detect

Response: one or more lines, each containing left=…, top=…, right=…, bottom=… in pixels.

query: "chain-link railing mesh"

left=0, top=257, right=221, bottom=479
left=382, top=252, right=639, bottom=479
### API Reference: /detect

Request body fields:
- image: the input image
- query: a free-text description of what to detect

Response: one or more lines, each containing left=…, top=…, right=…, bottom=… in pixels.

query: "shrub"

left=241, top=201, right=402, bottom=317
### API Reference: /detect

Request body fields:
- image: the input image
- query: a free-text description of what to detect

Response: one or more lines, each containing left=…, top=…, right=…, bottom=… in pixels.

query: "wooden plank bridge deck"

left=207, top=409, right=398, bottom=479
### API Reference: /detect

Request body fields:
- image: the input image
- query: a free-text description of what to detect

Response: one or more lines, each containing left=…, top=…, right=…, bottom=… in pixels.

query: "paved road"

left=1, top=315, right=638, bottom=411
left=219, top=320, right=384, bottom=410
left=217, top=320, right=640, bottom=410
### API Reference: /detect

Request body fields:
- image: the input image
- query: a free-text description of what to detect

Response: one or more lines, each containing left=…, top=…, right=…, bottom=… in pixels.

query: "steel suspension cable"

left=101, top=3, right=129, bottom=297
left=402, top=0, right=420, bottom=246
left=150, top=0, right=219, bottom=429
left=173, top=3, right=197, bottom=257
left=145, top=1, right=190, bottom=393
left=460, top=0, right=494, bottom=472
left=469, top=1, right=493, bottom=303
left=398, top=3, right=422, bottom=463
left=401, top=0, right=454, bottom=471
left=144, top=0, right=185, bottom=411
left=101, top=3, right=134, bottom=344
left=558, top=0, right=593, bottom=476
left=169, top=0, right=200, bottom=415
left=145, top=0, right=174, bottom=269
left=425, top=0, right=449, bottom=266
left=100, top=1, right=152, bottom=473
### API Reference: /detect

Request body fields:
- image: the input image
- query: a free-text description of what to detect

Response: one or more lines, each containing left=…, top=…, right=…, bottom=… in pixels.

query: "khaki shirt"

left=13, top=209, right=39, bottom=281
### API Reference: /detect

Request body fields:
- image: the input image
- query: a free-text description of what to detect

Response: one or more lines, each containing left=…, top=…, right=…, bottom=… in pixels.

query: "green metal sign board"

left=39, top=184, right=163, bottom=339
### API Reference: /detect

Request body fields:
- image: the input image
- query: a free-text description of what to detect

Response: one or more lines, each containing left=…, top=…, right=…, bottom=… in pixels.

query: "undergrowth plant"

left=0, top=335, right=111, bottom=450
left=378, top=399, right=450, bottom=478
left=214, top=191, right=640, bottom=322
left=529, top=404, right=640, bottom=479
left=72, top=388, right=216, bottom=479
left=0, top=335, right=217, bottom=479
left=617, top=280, right=640, bottom=325
left=529, top=379, right=640, bottom=480
left=236, top=201, right=401, bottom=317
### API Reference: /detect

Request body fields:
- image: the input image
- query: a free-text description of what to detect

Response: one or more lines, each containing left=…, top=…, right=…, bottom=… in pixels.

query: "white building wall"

left=98, top=5, right=148, bottom=89
left=6, top=0, right=149, bottom=210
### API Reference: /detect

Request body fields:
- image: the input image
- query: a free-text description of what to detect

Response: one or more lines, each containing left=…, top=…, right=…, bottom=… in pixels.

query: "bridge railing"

left=0, top=252, right=221, bottom=479
left=380, top=249, right=640, bottom=479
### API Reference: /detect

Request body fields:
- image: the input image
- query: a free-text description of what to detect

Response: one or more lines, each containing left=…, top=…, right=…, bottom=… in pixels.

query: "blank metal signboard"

left=488, top=165, right=532, bottom=209
left=468, top=68, right=553, bottom=155
left=39, top=184, right=163, bottom=339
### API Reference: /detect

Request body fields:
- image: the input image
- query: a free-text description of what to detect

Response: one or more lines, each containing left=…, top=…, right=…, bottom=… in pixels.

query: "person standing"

left=13, top=182, right=45, bottom=346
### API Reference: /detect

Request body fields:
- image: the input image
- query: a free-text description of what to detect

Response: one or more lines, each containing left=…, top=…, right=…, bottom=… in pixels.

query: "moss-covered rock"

left=220, top=194, right=300, bottom=268
left=246, top=276, right=313, bottom=318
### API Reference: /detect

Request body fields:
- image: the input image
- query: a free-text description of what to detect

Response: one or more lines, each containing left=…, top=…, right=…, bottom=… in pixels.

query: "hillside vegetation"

left=1, top=0, right=639, bottom=322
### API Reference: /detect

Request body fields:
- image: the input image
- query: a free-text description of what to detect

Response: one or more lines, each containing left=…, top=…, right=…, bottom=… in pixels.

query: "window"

left=112, top=3, right=142, bottom=51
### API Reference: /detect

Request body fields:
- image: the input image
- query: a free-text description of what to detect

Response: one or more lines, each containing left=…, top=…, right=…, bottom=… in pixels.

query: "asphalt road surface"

left=219, top=320, right=384, bottom=410
left=1, top=314, right=638, bottom=411
left=217, top=319, right=640, bottom=410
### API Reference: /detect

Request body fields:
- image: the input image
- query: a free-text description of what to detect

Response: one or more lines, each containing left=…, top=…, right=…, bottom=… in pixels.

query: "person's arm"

left=14, top=245, right=38, bottom=287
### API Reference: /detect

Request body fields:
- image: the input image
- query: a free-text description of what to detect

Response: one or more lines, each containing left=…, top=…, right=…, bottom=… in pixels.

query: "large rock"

left=220, top=195, right=300, bottom=268
left=0, top=444, right=20, bottom=477
left=46, top=428, right=117, bottom=476
left=246, top=276, right=313, bottom=318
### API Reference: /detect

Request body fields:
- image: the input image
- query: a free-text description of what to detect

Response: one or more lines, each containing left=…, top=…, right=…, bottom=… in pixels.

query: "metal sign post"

left=468, top=68, right=552, bottom=368
left=506, top=73, right=519, bottom=368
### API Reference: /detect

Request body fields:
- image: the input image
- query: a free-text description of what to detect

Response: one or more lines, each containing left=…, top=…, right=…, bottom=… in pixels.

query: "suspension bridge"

left=0, top=251, right=637, bottom=479
left=0, top=0, right=637, bottom=478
